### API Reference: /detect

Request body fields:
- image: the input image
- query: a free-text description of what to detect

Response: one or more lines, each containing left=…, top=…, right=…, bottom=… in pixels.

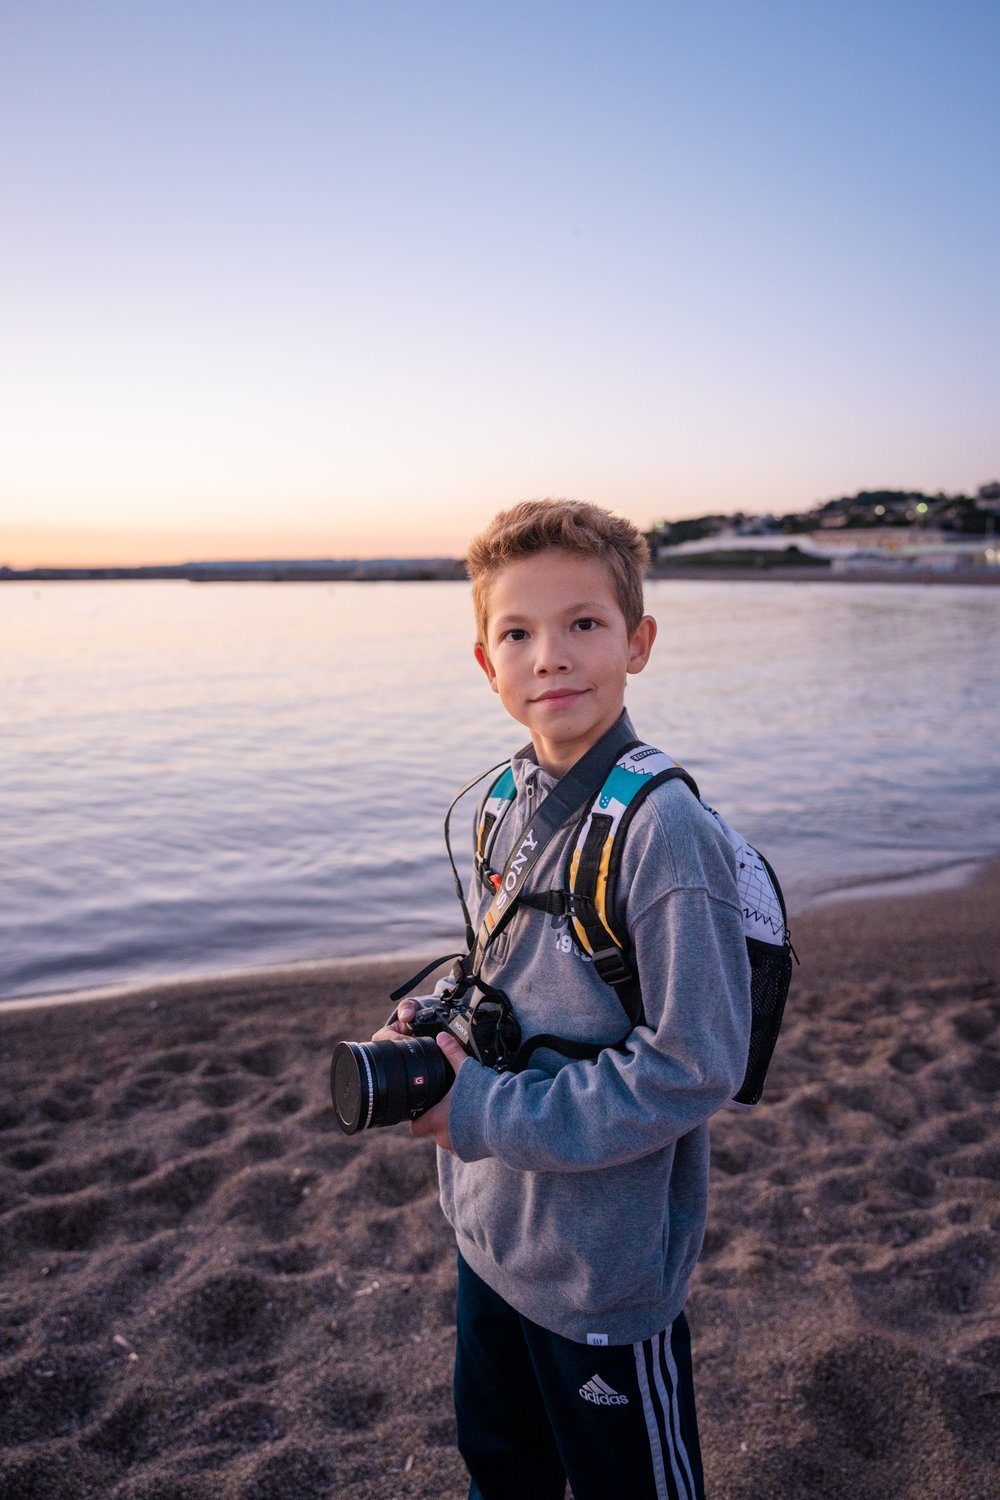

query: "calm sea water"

left=3, top=579, right=999, bottom=1002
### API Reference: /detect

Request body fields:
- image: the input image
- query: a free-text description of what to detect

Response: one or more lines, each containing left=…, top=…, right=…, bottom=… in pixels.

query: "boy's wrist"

left=447, top=1057, right=495, bottom=1163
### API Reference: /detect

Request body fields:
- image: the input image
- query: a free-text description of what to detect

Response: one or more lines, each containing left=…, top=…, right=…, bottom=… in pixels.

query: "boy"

left=375, top=500, right=750, bottom=1500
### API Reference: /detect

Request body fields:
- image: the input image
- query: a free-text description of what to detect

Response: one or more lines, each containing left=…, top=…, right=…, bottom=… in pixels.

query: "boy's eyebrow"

left=492, top=599, right=611, bottom=629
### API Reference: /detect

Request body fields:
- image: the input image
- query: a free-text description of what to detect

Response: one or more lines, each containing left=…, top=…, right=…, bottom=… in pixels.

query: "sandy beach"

left=1, top=869, right=998, bottom=1499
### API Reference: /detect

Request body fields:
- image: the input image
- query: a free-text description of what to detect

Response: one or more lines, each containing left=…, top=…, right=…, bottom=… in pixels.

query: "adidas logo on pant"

left=579, top=1375, right=629, bottom=1406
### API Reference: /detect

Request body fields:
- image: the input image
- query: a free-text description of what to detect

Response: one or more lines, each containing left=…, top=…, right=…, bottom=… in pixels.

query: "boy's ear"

left=474, top=642, right=499, bottom=693
left=626, top=614, right=657, bottom=675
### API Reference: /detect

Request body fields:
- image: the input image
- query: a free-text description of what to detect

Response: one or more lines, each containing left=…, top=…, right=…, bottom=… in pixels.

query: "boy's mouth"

left=533, top=688, right=587, bottom=705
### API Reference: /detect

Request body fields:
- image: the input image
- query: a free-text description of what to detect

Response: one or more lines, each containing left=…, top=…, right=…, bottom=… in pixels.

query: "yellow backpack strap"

left=567, top=746, right=699, bottom=998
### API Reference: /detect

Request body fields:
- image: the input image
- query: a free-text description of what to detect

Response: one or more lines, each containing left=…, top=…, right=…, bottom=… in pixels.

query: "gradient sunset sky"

left=3, top=1, right=998, bottom=567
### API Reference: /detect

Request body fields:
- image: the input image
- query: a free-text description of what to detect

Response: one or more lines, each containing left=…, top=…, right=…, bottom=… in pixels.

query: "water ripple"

left=2, top=579, right=998, bottom=1000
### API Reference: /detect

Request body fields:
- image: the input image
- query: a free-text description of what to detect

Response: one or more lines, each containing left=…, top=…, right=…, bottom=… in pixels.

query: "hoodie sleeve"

left=447, top=790, right=752, bottom=1171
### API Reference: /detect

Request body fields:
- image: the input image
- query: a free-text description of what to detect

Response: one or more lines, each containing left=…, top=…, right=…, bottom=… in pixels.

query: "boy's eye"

left=574, top=617, right=599, bottom=631
left=503, top=628, right=528, bottom=642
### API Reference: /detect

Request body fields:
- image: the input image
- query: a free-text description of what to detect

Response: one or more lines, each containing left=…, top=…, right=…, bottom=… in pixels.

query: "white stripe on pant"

left=633, top=1329, right=698, bottom=1500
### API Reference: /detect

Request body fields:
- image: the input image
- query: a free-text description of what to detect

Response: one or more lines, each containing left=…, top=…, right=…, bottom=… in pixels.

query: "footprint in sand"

left=343, top=1211, right=403, bottom=1269
left=219, top=1164, right=319, bottom=1240
left=946, top=1113, right=989, bottom=1144
left=25, top=1147, right=158, bottom=1197
left=0, top=1445, right=109, bottom=1499
left=237, top=1444, right=335, bottom=1500
left=888, top=1043, right=935, bottom=1074
left=266, top=1088, right=306, bottom=1118
left=851, top=1227, right=995, bottom=1324
left=5, top=1144, right=50, bottom=1170
left=360, top=1145, right=438, bottom=1208
left=198, top=1396, right=287, bottom=1448
left=150, top=1047, right=199, bottom=1074
left=952, top=1006, right=997, bottom=1043
left=39, top=1084, right=94, bottom=1123
left=243, top=1241, right=322, bottom=1276
left=168, top=1269, right=304, bottom=1367
left=127, top=1155, right=223, bottom=1230
left=236, top=1040, right=288, bottom=1078
left=81, top=1392, right=161, bottom=1466
left=240, top=1128, right=290, bottom=1162
left=176, top=1111, right=231, bottom=1149
left=310, top=1374, right=386, bottom=1432
left=961, top=1052, right=1000, bottom=1094
left=107, top=1072, right=183, bottom=1120
left=197, top=1074, right=256, bottom=1109
left=1, top=1193, right=114, bottom=1258
left=0, top=1346, right=107, bottom=1446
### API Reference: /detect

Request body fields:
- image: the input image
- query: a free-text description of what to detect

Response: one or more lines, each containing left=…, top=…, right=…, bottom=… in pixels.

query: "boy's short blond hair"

left=466, top=499, right=649, bottom=647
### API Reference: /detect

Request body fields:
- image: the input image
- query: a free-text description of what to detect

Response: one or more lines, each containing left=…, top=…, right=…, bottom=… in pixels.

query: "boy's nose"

left=533, top=637, right=572, bottom=675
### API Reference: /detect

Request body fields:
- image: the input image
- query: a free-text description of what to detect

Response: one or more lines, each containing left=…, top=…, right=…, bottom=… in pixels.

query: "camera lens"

left=330, top=1036, right=454, bottom=1135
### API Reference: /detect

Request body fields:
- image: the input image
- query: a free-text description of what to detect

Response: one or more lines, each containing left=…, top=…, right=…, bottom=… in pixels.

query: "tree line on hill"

left=648, top=481, right=1000, bottom=550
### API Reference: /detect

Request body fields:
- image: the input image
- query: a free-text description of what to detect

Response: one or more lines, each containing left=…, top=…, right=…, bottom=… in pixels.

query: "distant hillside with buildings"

left=647, top=481, right=1000, bottom=549
left=645, top=481, right=1000, bottom=578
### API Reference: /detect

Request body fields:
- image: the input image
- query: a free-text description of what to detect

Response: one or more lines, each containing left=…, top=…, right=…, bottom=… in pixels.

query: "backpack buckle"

left=590, top=946, right=634, bottom=987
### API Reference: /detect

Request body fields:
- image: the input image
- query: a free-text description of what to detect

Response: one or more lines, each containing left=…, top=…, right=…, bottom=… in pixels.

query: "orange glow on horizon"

left=1, top=523, right=473, bottom=570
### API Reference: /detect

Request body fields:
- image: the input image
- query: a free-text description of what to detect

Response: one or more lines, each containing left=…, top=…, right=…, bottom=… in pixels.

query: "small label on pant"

left=586, top=1332, right=609, bottom=1346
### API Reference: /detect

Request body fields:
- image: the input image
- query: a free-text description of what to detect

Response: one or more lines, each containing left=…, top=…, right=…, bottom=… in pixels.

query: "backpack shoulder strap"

left=474, top=766, right=517, bottom=891
left=567, top=745, right=699, bottom=1003
left=521, top=745, right=795, bottom=1110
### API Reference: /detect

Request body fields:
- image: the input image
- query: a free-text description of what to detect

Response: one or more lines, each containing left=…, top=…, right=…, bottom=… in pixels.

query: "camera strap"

left=471, top=712, right=637, bottom=971
left=388, top=714, right=635, bottom=1010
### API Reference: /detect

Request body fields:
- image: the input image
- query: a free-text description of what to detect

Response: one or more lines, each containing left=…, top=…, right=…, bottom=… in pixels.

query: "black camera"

left=330, top=981, right=520, bottom=1135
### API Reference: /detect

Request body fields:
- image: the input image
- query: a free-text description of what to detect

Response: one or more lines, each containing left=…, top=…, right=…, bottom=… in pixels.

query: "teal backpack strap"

left=567, top=746, right=699, bottom=1011
left=475, top=766, right=517, bottom=892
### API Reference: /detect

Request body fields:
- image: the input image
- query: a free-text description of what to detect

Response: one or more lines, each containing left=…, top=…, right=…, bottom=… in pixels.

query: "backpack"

left=474, top=742, right=794, bottom=1108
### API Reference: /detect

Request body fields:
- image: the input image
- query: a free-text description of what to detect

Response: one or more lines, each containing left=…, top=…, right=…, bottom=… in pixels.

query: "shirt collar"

left=508, top=709, right=637, bottom=798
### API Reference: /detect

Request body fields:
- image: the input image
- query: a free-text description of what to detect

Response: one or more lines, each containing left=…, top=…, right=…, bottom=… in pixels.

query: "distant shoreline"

left=0, top=560, right=468, bottom=584
left=3, top=561, right=999, bottom=585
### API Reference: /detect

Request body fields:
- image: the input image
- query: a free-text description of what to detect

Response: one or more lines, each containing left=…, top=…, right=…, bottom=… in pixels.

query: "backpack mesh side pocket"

left=733, top=937, right=793, bottom=1107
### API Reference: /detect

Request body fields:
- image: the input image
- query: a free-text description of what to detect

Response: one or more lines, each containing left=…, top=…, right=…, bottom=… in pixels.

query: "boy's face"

left=474, top=550, right=656, bottom=777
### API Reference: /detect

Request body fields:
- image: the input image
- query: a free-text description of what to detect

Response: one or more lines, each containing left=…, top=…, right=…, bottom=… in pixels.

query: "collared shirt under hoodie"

left=437, top=713, right=752, bottom=1346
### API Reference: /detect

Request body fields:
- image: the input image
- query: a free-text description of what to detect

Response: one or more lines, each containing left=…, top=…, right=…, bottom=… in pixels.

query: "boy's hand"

left=410, top=1033, right=470, bottom=1153
left=370, top=999, right=419, bottom=1043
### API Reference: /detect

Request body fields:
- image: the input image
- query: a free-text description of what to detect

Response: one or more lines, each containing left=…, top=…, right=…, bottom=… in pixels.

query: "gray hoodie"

left=439, top=719, right=751, bottom=1344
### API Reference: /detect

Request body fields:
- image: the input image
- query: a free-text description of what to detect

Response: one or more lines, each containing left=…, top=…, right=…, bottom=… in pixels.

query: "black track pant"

left=454, top=1254, right=705, bottom=1500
